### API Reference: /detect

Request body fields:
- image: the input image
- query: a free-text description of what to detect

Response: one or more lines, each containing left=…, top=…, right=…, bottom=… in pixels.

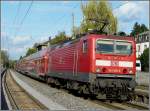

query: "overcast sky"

left=1, top=1, right=149, bottom=60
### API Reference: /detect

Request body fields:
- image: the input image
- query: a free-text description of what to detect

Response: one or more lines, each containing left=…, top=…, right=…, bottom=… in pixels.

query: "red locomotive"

left=16, top=34, right=136, bottom=100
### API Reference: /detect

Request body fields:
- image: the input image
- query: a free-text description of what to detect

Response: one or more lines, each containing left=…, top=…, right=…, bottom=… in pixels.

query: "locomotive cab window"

left=83, top=40, right=88, bottom=53
left=96, top=39, right=114, bottom=53
left=96, top=39, right=132, bottom=55
left=115, top=41, right=132, bottom=55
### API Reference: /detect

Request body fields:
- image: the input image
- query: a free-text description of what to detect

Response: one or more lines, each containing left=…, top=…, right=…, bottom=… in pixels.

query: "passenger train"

left=16, top=33, right=136, bottom=100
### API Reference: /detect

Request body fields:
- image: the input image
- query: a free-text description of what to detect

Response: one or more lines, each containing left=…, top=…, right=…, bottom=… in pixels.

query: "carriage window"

left=83, top=40, right=88, bottom=53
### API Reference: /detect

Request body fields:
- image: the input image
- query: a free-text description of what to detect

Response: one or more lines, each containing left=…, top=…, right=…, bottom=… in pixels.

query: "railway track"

left=7, top=69, right=149, bottom=110
left=2, top=70, right=48, bottom=110
left=134, top=88, right=149, bottom=104
left=136, top=85, right=149, bottom=90
left=50, top=83, right=149, bottom=110
left=91, top=100, right=149, bottom=110
left=50, top=82, right=149, bottom=110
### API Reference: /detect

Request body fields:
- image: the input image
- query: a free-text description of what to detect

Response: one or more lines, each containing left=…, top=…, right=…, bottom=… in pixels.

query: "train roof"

left=23, top=48, right=48, bottom=61
left=84, top=34, right=135, bottom=41
left=19, top=33, right=134, bottom=62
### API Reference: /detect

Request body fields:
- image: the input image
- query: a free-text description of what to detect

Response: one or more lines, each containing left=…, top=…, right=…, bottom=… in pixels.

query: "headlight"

left=129, top=69, right=133, bottom=74
left=96, top=68, right=101, bottom=72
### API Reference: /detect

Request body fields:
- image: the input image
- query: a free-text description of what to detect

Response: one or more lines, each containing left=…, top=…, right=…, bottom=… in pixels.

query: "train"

left=15, top=33, right=136, bottom=101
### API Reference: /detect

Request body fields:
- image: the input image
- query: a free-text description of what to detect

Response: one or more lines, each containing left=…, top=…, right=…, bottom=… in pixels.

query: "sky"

left=1, top=1, right=149, bottom=60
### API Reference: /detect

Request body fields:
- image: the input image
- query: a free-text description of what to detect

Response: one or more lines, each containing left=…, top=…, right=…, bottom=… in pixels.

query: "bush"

left=140, top=48, right=149, bottom=72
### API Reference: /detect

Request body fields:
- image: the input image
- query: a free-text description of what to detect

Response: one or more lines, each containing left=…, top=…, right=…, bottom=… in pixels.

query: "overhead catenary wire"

left=53, top=1, right=130, bottom=37
left=5, top=1, right=22, bottom=59
left=12, top=1, right=129, bottom=42
left=10, top=1, right=22, bottom=41
left=3, top=1, right=130, bottom=60
left=14, top=1, right=34, bottom=38
left=13, top=1, right=22, bottom=25
left=112, top=1, right=129, bottom=10
left=51, top=3, right=79, bottom=37
left=19, top=1, right=34, bottom=26
left=33, top=1, right=129, bottom=39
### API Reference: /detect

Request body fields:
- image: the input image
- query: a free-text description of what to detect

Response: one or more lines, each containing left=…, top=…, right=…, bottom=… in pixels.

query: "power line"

left=5, top=2, right=22, bottom=59
left=19, top=1, right=34, bottom=26
left=13, top=1, right=22, bottom=25
left=52, top=4, right=79, bottom=36
left=9, top=1, right=22, bottom=42
left=14, top=1, right=34, bottom=38
left=112, top=1, right=129, bottom=11
left=54, top=1, right=129, bottom=36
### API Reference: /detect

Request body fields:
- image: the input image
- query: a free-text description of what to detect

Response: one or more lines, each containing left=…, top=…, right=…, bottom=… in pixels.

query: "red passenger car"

left=16, top=48, right=49, bottom=79
left=16, top=34, right=136, bottom=100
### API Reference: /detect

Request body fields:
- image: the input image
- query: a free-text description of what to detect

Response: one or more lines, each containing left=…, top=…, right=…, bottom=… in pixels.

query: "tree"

left=26, top=48, right=37, bottom=56
left=130, top=22, right=140, bottom=36
left=80, top=1, right=118, bottom=34
left=140, top=24, right=148, bottom=32
left=19, top=56, right=23, bottom=60
left=130, top=22, right=148, bottom=36
left=50, top=31, right=67, bottom=45
left=73, top=26, right=81, bottom=36
left=118, top=31, right=126, bottom=36
left=9, top=60, right=17, bottom=69
left=0, top=50, right=9, bottom=68
left=140, top=48, right=149, bottom=72
left=33, top=43, right=39, bottom=48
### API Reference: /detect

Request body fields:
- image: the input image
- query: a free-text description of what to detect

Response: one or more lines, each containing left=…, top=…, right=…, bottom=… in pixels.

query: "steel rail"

left=3, top=71, right=19, bottom=109
left=3, top=70, right=47, bottom=110
left=13, top=70, right=149, bottom=110
left=125, top=102, right=149, bottom=110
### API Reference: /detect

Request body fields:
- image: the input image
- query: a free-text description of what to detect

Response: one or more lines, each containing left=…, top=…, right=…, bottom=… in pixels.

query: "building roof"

left=135, top=31, right=149, bottom=43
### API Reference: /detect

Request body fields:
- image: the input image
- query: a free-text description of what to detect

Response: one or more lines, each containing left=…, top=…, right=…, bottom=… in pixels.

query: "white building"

left=135, top=31, right=149, bottom=58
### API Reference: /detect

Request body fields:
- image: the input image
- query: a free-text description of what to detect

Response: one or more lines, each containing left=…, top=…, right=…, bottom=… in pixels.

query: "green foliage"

left=80, top=0, right=118, bottom=34
left=140, top=24, right=149, bottom=32
left=140, top=48, right=149, bottom=72
left=19, top=56, right=23, bottom=60
left=26, top=48, right=37, bottom=56
left=130, top=22, right=148, bottom=36
left=0, top=50, right=9, bottom=68
left=118, top=31, right=126, bottom=36
left=50, top=31, right=67, bottom=45
left=9, top=60, right=17, bottom=69
left=73, top=26, right=81, bottom=36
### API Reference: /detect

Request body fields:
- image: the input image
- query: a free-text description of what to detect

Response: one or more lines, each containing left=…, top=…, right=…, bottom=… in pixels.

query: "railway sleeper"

left=134, top=95, right=149, bottom=104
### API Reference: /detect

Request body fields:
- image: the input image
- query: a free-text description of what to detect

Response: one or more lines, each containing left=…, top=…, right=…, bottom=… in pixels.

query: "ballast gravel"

left=10, top=70, right=109, bottom=110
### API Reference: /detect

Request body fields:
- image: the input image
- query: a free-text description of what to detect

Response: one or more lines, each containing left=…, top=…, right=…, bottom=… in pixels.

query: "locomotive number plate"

left=111, top=61, right=119, bottom=66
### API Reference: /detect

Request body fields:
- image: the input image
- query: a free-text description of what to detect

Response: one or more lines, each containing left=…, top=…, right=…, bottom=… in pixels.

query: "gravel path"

left=10, top=70, right=110, bottom=110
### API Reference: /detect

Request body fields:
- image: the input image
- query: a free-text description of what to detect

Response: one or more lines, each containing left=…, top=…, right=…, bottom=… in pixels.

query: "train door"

left=73, top=43, right=80, bottom=76
left=34, top=60, right=38, bottom=73
left=37, top=59, right=41, bottom=75
left=49, top=55, right=52, bottom=73
left=48, top=50, right=52, bottom=74
left=38, top=56, right=48, bottom=76
left=78, top=39, right=90, bottom=72
left=44, top=55, right=48, bottom=74
left=73, top=45, right=76, bottom=76
left=39, top=58, right=45, bottom=75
